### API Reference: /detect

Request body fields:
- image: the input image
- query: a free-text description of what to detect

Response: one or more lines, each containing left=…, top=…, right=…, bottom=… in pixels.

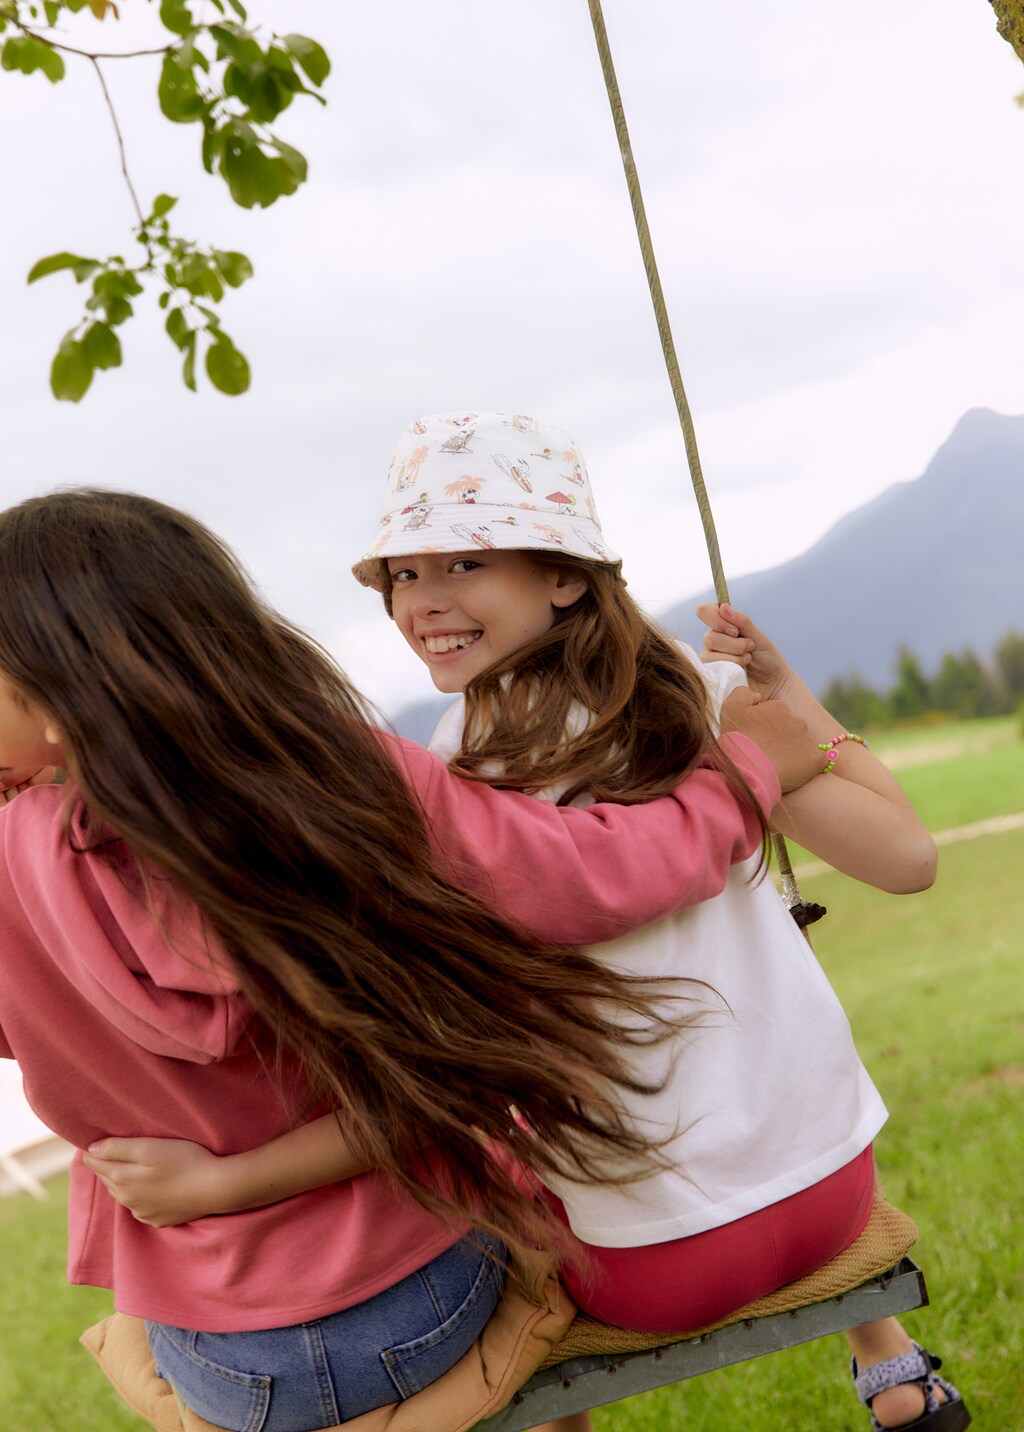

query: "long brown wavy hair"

left=380, top=553, right=770, bottom=832
left=0, top=490, right=701, bottom=1258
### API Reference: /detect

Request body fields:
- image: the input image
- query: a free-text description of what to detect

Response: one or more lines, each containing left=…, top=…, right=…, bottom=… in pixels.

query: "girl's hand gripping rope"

left=697, top=602, right=790, bottom=701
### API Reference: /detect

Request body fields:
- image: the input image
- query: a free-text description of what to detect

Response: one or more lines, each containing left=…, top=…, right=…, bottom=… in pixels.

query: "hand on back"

left=721, top=688, right=820, bottom=793
left=83, top=1137, right=224, bottom=1227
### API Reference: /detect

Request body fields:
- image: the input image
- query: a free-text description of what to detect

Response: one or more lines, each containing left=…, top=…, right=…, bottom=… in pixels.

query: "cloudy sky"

left=2, top=1, right=1022, bottom=718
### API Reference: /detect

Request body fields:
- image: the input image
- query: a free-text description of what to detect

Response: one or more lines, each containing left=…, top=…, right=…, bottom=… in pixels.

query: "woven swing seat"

left=471, top=1195, right=925, bottom=1430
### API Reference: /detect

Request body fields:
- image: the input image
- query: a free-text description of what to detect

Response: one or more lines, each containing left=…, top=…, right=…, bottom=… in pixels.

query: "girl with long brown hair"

left=0, top=486, right=811, bottom=1431
left=100, top=410, right=968, bottom=1432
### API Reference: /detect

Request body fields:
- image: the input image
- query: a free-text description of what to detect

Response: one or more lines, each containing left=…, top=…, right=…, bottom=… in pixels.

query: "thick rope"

left=585, top=0, right=821, bottom=924
left=586, top=0, right=726, bottom=605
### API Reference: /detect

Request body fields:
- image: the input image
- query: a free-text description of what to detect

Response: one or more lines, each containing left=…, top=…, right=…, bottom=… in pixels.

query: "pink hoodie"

left=0, top=731, right=777, bottom=1331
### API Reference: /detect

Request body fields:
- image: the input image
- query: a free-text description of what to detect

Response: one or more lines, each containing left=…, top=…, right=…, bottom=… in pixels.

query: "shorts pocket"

left=146, top=1322, right=271, bottom=1432
left=381, top=1236, right=506, bottom=1401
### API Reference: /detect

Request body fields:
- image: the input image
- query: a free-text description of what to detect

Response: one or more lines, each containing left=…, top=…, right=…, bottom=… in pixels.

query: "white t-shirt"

left=430, top=646, right=887, bottom=1248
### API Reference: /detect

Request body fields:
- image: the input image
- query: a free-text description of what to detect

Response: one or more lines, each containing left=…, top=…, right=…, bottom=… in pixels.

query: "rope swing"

left=586, top=0, right=826, bottom=929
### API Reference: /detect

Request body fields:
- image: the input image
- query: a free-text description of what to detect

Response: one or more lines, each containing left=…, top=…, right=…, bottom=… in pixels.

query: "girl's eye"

left=389, top=568, right=416, bottom=584
left=451, top=559, right=481, bottom=574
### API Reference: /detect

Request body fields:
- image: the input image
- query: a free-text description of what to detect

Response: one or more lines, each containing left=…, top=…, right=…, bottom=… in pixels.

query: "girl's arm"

left=698, top=602, right=936, bottom=893
left=383, top=699, right=822, bottom=946
left=82, top=1113, right=361, bottom=1227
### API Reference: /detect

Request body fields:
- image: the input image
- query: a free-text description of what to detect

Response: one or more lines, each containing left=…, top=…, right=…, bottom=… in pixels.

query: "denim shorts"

left=145, top=1233, right=506, bottom=1432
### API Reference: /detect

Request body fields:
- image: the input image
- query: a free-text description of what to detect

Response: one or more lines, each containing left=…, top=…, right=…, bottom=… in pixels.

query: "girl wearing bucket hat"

left=90, top=415, right=967, bottom=1432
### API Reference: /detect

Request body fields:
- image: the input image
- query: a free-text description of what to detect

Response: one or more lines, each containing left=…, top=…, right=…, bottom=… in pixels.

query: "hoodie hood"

left=2, top=786, right=250, bottom=1063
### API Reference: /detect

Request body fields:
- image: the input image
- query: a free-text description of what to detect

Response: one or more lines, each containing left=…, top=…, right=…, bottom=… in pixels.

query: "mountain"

left=661, top=408, right=1024, bottom=695
left=387, top=694, right=460, bottom=746
left=392, top=408, right=1024, bottom=737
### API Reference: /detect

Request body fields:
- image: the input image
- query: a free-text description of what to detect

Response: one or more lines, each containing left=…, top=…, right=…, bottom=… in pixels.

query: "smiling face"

left=386, top=550, right=587, bottom=693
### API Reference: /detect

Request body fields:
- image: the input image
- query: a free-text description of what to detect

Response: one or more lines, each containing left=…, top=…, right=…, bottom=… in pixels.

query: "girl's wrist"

left=203, top=1148, right=253, bottom=1216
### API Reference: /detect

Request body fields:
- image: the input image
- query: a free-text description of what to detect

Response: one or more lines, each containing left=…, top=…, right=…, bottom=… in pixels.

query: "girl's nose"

left=410, top=577, right=451, bottom=616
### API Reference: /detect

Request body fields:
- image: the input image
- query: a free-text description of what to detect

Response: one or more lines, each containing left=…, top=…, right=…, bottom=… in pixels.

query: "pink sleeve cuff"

left=716, top=731, right=782, bottom=814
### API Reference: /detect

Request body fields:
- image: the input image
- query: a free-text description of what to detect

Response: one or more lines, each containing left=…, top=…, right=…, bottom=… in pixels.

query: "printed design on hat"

left=508, top=414, right=538, bottom=432
left=451, top=522, right=496, bottom=550
left=443, top=476, right=486, bottom=503
left=532, top=523, right=566, bottom=547
left=546, top=491, right=576, bottom=512
left=394, top=445, right=429, bottom=492
left=439, top=430, right=474, bottom=454
left=562, top=450, right=585, bottom=486
left=572, top=525, right=611, bottom=561
left=402, top=502, right=433, bottom=531
left=437, top=415, right=477, bottom=454
left=492, top=452, right=533, bottom=492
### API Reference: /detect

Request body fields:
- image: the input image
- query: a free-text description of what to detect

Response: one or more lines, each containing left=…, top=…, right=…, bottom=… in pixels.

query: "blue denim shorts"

left=145, top=1233, right=506, bottom=1432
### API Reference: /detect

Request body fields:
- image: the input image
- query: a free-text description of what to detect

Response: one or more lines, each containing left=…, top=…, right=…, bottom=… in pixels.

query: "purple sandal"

left=852, top=1341, right=971, bottom=1430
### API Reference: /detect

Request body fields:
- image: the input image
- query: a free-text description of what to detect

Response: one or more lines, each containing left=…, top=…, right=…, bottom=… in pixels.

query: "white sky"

left=2, top=1, right=1022, bottom=717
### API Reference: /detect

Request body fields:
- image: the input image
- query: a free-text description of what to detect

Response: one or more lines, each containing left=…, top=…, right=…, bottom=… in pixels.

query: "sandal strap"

left=852, top=1341, right=944, bottom=1410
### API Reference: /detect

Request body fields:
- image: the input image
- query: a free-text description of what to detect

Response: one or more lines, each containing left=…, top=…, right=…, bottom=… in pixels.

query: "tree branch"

left=88, top=53, right=152, bottom=257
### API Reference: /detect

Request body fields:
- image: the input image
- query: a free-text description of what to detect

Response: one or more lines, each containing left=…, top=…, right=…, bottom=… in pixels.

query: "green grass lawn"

left=1, top=720, right=1021, bottom=1429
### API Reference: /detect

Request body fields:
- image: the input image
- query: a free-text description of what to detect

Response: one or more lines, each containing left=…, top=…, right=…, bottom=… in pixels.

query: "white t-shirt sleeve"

left=427, top=698, right=467, bottom=763
left=677, top=640, right=748, bottom=731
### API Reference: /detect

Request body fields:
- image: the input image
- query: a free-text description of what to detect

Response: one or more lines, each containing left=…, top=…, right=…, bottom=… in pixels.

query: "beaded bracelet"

left=817, top=732, right=868, bottom=774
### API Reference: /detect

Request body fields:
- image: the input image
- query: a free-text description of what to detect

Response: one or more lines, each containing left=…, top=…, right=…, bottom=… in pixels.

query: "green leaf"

left=43, top=2, right=62, bottom=23
left=225, top=0, right=247, bottom=18
left=2, top=33, right=66, bottom=82
left=150, top=193, right=178, bottom=219
left=211, top=249, right=253, bottom=288
left=158, top=290, right=171, bottom=310
left=159, top=0, right=194, bottom=37
left=182, top=331, right=197, bottom=392
left=271, top=137, right=307, bottom=184
left=82, top=321, right=122, bottom=371
left=209, top=23, right=261, bottom=66
left=91, top=269, right=144, bottom=300
left=205, top=336, right=250, bottom=395
left=50, top=336, right=93, bottom=402
left=217, top=119, right=282, bottom=207
left=158, top=51, right=208, bottom=123
left=282, top=33, right=329, bottom=87
left=201, top=120, right=221, bottom=175
left=27, top=251, right=98, bottom=284
left=176, top=253, right=223, bottom=301
left=37, top=38, right=64, bottom=81
left=88, top=293, right=133, bottom=324
left=165, top=306, right=190, bottom=350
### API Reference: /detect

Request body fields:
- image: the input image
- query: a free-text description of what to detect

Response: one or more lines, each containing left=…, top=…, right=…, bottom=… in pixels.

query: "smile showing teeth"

left=424, top=632, right=482, bottom=655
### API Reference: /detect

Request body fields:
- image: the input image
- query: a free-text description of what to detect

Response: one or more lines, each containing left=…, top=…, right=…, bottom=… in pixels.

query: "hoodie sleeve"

left=383, top=731, right=778, bottom=945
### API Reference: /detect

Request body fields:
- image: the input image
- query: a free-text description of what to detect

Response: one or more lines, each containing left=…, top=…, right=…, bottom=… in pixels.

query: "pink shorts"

left=548, top=1145, right=876, bottom=1332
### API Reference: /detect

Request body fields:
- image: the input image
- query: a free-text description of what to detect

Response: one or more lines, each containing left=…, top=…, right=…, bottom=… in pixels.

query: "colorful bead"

left=816, top=732, right=868, bottom=774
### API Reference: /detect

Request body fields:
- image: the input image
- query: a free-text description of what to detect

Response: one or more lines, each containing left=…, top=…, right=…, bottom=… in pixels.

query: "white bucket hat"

left=352, top=411, right=621, bottom=590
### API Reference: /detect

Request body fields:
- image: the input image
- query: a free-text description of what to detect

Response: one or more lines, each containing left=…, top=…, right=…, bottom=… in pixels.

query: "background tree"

left=993, top=629, right=1024, bottom=704
left=0, top=0, right=328, bottom=398
left=930, top=649, right=1002, bottom=720
left=888, top=646, right=932, bottom=722
left=820, top=674, right=889, bottom=732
